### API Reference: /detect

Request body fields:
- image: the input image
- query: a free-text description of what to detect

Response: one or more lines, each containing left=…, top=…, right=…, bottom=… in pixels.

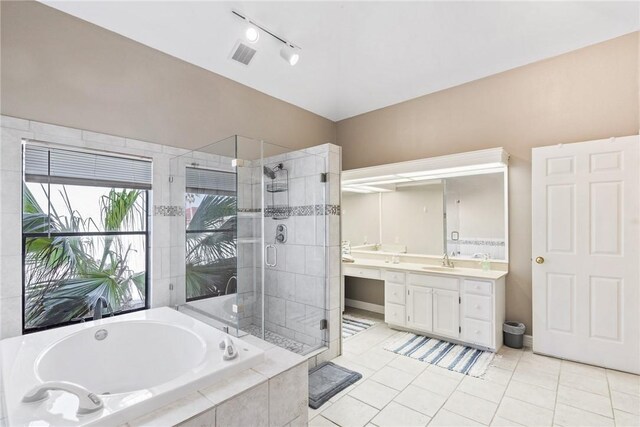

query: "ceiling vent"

left=230, top=41, right=257, bottom=66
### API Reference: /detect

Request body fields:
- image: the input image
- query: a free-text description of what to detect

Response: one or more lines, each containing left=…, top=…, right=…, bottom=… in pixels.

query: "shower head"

left=263, top=166, right=276, bottom=179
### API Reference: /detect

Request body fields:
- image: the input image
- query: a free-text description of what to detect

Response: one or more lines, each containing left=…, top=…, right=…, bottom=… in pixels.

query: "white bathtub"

left=0, top=307, right=264, bottom=426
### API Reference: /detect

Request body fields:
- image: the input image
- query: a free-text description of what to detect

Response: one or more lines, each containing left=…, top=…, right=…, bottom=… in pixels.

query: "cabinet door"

left=433, top=289, right=460, bottom=338
left=406, top=285, right=433, bottom=332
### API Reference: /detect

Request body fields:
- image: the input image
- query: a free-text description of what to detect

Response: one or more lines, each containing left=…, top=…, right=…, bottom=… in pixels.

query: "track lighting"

left=232, top=9, right=301, bottom=67
left=280, top=45, right=300, bottom=66
left=245, top=26, right=259, bottom=43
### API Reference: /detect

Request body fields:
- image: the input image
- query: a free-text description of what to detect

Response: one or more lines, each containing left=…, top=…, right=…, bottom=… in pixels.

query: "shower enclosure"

left=168, top=136, right=331, bottom=354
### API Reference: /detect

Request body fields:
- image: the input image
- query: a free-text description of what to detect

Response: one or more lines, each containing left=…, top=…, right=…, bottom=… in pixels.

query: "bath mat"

left=308, top=362, right=362, bottom=409
left=342, top=314, right=376, bottom=339
left=384, top=332, right=495, bottom=377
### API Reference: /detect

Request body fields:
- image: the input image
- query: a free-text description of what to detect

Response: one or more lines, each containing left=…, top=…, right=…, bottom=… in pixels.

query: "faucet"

left=92, top=296, right=108, bottom=320
left=22, top=381, right=103, bottom=415
left=442, top=252, right=455, bottom=268
left=219, top=336, right=238, bottom=361
left=225, top=276, right=237, bottom=294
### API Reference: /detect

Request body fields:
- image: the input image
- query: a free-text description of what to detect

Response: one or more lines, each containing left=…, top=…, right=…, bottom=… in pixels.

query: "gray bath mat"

left=308, top=362, right=362, bottom=409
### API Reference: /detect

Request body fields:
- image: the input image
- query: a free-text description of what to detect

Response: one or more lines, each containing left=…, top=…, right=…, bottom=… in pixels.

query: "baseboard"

left=344, top=299, right=384, bottom=314
left=523, top=334, right=533, bottom=348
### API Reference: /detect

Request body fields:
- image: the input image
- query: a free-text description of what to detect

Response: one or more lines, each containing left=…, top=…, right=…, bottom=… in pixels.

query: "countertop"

left=343, top=258, right=508, bottom=280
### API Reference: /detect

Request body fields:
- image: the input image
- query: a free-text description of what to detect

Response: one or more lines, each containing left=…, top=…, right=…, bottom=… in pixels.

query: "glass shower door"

left=258, top=141, right=329, bottom=354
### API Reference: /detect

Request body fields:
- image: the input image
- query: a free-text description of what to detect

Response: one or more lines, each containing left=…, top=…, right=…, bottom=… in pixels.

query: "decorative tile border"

left=238, top=205, right=340, bottom=217
left=154, top=205, right=184, bottom=216
left=263, top=204, right=340, bottom=217
left=447, top=238, right=505, bottom=247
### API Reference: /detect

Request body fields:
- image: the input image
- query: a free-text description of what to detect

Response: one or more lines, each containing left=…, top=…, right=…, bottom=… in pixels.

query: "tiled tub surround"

left=0, top=316, right=308, bottom=427
left=1, top=308, right=266, bottom=426
left=126, top=336, right=309, bottom=427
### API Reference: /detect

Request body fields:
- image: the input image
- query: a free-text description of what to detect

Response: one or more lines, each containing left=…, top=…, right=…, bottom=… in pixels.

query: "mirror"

left=341, top=149, right=508, bottom=261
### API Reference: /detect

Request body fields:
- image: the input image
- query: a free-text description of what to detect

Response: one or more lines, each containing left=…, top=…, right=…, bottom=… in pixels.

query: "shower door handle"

left=265, top=244, right=277, bottom=267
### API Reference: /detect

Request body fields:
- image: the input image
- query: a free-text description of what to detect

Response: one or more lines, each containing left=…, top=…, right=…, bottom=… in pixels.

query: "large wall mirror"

left=342, top=148, right=509, bottom=262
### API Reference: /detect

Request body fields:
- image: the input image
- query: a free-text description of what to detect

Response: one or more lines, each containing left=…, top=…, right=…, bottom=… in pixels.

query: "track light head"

left=280, top=45, right=300, bottom=66
left=245, top=26, right=259, bottom=43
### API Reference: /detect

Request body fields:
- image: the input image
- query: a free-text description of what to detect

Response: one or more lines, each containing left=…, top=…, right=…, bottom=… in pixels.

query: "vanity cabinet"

left=381, top=270, right=505, bottom=351
left=406, top=285, right=433, bottom=332
left=433, top=289, right=460, bottom=338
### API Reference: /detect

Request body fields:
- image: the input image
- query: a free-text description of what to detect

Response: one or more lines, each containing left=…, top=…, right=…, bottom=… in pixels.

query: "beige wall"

left=0, top=1, right=335, bottom=150
left=337, top=32, right=640, bottom=333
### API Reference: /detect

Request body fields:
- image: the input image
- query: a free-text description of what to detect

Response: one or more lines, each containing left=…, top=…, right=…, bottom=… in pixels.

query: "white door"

left=532, top=136, right=639, bottom=374
left=433, top=289, right=460, bottom=338
left=406, top=285, right=433, bottom=332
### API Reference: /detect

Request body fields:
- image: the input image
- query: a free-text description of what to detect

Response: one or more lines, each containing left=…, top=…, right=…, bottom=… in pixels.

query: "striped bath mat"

left=384, top=332, right=494, bottom=377
left=342, top=315, right=376, bottom=339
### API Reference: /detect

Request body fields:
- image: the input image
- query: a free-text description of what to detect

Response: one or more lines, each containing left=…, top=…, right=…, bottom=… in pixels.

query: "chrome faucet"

left=92, top=296, right=108, bottom=320
left=225, top=275, right=237, bottom=294
left=442, top=252, right=455, bottom=268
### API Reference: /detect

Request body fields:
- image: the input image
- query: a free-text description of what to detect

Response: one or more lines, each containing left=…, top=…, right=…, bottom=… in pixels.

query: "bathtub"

left=0, top=307, right=264, bottom=426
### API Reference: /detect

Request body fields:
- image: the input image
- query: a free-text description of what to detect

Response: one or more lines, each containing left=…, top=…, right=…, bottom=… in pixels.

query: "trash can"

left=503, top=321, right=526, bottom=349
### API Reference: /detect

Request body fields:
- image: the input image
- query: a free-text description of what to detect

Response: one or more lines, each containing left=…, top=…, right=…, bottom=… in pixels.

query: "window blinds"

left=24, top=145, right=152, bottom=189
left=186, top=167, right=236, bottom=195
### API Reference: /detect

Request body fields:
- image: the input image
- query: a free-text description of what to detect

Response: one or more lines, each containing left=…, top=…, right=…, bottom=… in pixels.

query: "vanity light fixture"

left=354, top=185, right=393, bottom=193
left=232, top=9, right=302, bottom=66
left=342, top=187, right=373, bottom=194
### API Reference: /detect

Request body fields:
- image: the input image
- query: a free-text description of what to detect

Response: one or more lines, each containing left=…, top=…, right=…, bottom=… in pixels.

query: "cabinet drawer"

left=384, top=270, right=406, bottom=283
left=343, top=265, right=381, bottom=280
left=463, top=318, right=493, bottom=348
left=385, top=282, right=405, bottom=305
left=463, top=294, right=492, bottom=321
left=463, top=279, right=493, bottom=296
left=385, top=302, right=406, bottom=326
left=408, top=273, right=458, bottom=291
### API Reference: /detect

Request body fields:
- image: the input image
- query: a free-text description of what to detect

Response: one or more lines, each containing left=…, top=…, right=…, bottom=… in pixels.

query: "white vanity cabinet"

left=406, top=285, right=433, bottom=332
left=433, top=289, right=460, bottom=338
left=382, top=270, right=505, bottom=351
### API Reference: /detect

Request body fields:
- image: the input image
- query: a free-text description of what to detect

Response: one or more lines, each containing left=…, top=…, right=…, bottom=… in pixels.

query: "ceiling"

left=42, top=1, right=639, bottom=122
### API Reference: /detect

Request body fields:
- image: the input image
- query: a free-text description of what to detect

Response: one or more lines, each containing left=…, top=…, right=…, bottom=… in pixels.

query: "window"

left=185, top=167, right=237, bottom=301
left=22, top=145, right=151, bottom=332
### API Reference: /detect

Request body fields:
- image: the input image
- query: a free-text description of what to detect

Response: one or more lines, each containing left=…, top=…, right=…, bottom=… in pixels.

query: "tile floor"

left=311, top=311, right=640, bottom=427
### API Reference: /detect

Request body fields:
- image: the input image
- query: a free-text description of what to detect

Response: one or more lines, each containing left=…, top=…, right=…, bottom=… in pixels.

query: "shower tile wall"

left=252, top=144, right=342, bottom=353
